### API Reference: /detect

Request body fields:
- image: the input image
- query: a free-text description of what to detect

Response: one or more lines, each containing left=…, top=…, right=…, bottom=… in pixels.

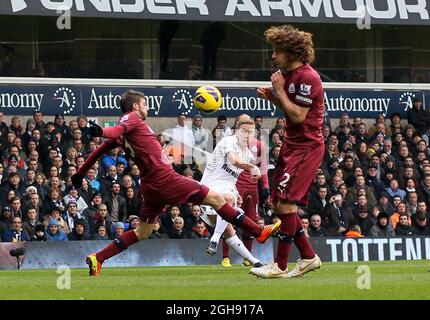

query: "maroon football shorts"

left=272, top=143, right=324, bottom=206
left=138, top=173, right=209, bottom=223
left=237, top=185, right=260, bottom=222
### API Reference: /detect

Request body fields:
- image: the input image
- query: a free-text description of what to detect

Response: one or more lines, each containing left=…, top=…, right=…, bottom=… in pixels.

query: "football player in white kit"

left=200, top=114, right=263, bottom=267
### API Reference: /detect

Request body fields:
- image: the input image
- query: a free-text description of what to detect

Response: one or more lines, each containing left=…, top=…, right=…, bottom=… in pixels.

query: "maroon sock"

left=293, top=213, right=315, bottom=259
left=222, top=239, right=229, bottom=259
left=243, top=238, right=254, bottom=252
left=218, top=203, right=261, bottom=237
left=96, top=230, right=139, bottom=263
left=242, top=231, right=254, bottom=252
left=275, top=214, right=297, bottom=271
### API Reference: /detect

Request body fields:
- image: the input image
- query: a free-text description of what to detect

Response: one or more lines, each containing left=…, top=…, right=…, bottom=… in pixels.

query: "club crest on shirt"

left=120, top=114, right=129, bottom=123
left=299, top=84, right=312, bottom=96
left=288, top=83, right=295, bottom=94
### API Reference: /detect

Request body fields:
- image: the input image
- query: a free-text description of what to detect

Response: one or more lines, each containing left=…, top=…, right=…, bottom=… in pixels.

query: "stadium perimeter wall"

left=1, top=237, right=430, bottom=270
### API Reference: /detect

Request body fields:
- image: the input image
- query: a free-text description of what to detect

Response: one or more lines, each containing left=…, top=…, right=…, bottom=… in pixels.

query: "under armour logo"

left=11, top=0, right=28, bottom=12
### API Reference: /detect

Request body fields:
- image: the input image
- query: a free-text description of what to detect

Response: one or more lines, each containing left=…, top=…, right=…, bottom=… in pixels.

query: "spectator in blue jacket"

left=1, top=216, right=30, bottom=242
left=100, top=147, right=128, bottom=174
left=45, top=218, right=68, bottom=241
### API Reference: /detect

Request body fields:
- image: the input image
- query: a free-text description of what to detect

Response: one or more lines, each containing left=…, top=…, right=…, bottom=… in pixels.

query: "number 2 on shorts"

left=277, top=172, right=290, bottom=193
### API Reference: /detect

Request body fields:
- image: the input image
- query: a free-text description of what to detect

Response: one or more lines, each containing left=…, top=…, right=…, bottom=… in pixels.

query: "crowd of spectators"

left=0, top=97, right=430, bottom=243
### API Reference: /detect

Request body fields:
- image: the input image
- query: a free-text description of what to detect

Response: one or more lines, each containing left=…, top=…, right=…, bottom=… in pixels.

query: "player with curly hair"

left=251, top=25, right=323, bottom=278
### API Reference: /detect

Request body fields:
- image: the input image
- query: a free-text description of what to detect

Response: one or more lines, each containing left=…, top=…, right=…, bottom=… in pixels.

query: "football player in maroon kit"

left=251, top=25, right=323, bottom=278
left=71, top=90, right=280, bottom=276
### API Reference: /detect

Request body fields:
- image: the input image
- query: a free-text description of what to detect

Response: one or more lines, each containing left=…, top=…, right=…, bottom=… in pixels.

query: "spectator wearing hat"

left=376, top=193, right=395, bottom=217
left=68, top=218, right=90, bottom=241
left=369, top=212, right=395, bottom=237
left=411, top=212, right=430, bottom=235
left=113, top=221, right=125, bottom=238
left=407, top=98, right=430, bottom=135
left=32, top=223, right=47, bottom=241
left=1, top=216, right=30, bottom=242
left=395, top=213, right=414, bottom=236
left=4, top=154, right=24, bottom=178
left=83, top=191, right=103, bottom=223
left=63, top=186, right=88, bottom=215
left=365, top=165, right=386, bottom=199
left=45, top=218, right=68, bottom=241
left=0, top=206, right=12, bottom=236
left=353, top=206, right=375, bottom=236
left=192, top=114, right=211, bottom=151
left=127, top=215, right=140, bottom=231
left=49, top=209, right=70, bottom=234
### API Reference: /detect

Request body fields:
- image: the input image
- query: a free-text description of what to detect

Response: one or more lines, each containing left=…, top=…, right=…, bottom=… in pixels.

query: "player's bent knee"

left=135, top=223, right=155, bottom=240
left=203, top=190, right=225, bottom=210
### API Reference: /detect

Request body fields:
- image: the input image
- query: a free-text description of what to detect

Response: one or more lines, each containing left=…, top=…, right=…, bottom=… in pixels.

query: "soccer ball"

left=193, top=85, right=222, bottom=114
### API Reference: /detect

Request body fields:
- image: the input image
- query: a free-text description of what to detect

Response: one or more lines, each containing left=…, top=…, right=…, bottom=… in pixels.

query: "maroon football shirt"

left=281, top=64, right=324, bottom=148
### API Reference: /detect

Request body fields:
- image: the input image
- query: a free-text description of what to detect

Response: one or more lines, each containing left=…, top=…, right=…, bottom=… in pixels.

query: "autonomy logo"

left=53, top=87, right=76, bottom=115
left=11, top=0, right=27, bottom=12
left=399, top=92, right=416, bottom=111
left=172, top=89, right=193, bottom=116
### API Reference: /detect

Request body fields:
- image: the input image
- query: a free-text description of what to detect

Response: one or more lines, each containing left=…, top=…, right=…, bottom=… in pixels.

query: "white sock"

left=210, top=215, right=229, bottom=244
left=225, top=235, right=260, bottom=265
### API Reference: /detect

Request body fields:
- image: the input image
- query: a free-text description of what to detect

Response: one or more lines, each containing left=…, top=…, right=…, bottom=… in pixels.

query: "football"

left=193, top=85, right=222, bottom=114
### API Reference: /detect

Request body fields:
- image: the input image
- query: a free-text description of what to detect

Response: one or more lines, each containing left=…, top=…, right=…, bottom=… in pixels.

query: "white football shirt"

left=200, top=135, right=253, bottom=189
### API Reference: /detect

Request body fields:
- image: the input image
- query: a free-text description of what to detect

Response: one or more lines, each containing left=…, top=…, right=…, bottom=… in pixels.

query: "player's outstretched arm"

left=89, top=120, right=128, bottom=139
left=227, top=152, right=261, bottom=181
left=71, top=139, right=119, bottom=188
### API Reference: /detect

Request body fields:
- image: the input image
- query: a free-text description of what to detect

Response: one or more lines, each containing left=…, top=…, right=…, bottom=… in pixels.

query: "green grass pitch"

left=1, top=260, right=430, bottom=300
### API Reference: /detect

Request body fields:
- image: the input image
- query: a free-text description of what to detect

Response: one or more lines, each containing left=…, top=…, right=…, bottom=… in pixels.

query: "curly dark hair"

left=264, top=25, right=315, bottom=64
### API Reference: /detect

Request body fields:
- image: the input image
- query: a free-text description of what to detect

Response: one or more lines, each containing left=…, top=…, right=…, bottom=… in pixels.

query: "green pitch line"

left=1, top=261, right=429, bottom=300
